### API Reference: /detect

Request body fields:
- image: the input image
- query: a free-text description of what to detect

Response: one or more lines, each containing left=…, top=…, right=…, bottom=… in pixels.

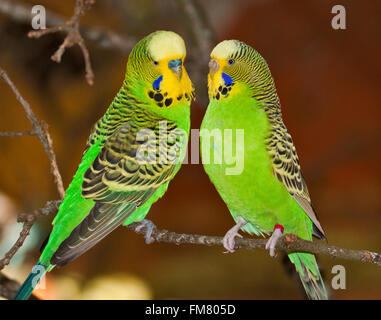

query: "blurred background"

left=0, top=0, right=380, bottom=299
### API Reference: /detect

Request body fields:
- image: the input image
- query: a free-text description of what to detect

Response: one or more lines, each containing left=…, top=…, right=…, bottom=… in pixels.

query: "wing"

left=267, top=118, right=325, bottom=239
left=81, top=119, right=183, bottom=204
left=51, top=114, right=187, bottom=266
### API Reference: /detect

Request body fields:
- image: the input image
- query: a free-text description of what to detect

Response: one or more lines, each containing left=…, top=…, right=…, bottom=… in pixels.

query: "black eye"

left=153, top=61, right=159, bottom=66
left=228, top=59, right=236, bottom=65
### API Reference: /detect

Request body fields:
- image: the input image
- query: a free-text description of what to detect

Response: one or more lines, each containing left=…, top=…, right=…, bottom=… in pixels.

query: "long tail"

left=13, top=261, right=47, bottom=300
left=288, top=252, right=328, bottom=300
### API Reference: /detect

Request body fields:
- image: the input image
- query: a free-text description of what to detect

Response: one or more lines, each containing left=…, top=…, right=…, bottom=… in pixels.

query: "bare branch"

left=178, top=0, right=214, bottom=58
left=0, top=200, right=60, bottom=271
left=0, top=0, right=214, bottom=101
left=0, top=218, right=35, bottom=270
left=0, top=131, right=36, bottom=137
left=0, top=0, right=135, bottom=54
left=17, top=200, right=61, bottom=224
left=4, top=198, right=381, bottom=272
left=177, top=0, right=215, bottom=106
left=1, top=198, right=381, bottom=299
left=27, top=0, right=95, bottom=85
left=0, top=68, right=65, bottom=198
left=126, top=223, right=381, bottom=267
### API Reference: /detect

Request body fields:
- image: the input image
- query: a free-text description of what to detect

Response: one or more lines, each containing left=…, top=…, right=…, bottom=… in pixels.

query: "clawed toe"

left=135, top=219, right=156, bottom=244
left=223, top=232, right=240, bottom=253
left=265, top=225, right=284, bottom=258
left=222, top=217, right=247, bottom=253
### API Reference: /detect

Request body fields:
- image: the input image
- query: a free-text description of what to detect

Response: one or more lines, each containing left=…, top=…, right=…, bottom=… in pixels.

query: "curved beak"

left=208, top=59, right=220, bottom=76
left=168, top=59, right=183, bottom=80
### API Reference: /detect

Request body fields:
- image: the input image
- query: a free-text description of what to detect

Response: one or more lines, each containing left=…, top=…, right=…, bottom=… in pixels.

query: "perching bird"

left=200, top=40, right=327, bottom=300
left=14, top=30, right=194, bottom=300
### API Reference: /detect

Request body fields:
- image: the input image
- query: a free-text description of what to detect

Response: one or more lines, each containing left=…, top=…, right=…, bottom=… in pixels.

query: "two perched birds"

left=14, top=31, right=327, bottom=300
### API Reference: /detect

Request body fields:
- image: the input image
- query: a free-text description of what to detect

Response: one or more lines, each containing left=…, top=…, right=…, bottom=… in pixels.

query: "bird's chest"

left=201, top=99, right=277, bottom=210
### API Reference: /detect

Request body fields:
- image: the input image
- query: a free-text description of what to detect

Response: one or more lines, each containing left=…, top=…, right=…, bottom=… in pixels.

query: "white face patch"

left=148, top=31, right=186, bottom=61
left=210, top=40, right=239, bottom=60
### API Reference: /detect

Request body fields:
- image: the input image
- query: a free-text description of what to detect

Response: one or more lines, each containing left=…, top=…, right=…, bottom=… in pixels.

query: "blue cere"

left=168, top=59, right=182, bottom=69
left=222, top=72, right=233, bottom=86
left=152, top=75, right=163, bottom=90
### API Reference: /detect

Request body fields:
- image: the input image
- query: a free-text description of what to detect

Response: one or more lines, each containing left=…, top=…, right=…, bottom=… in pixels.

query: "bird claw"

left=223, top=232, right=242, bottom=253
left=265, top=225, right=284, bottom=257
left=222, top=217, right=247, bottom=253
left=134, top=219, right=156, bottom=244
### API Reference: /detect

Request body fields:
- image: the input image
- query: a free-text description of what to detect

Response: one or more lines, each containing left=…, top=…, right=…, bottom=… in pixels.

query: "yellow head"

left=208, top=40, right=274, bottom=102
left=126, top=31, right=194, bottom=108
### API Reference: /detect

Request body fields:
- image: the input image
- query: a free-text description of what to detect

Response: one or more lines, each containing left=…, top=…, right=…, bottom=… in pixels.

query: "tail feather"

left=288, top=252, right=328, bottom=300
left=13, top=261, right=47, bottom=300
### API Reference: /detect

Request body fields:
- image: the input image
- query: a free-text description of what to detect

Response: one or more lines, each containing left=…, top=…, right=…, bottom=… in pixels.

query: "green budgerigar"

left=200, top=40, right=328, bottom=300
left=14, top=30, right=194, bottom=300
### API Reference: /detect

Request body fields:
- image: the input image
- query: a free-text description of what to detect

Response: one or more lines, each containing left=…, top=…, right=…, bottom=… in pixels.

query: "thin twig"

left=177, top=0, right=215, bottom=106
left=0, top=131, right=36, bottom=137
left=178, top=0, right=213, bottom=59
left=27, top=0, right=95, bottom=85
left=0, top=68, right=65, bottom=198
left=0, top=0, right=135, bottom=54
left=0, top=200, right=60, bottom=271
left=0, top=0, right=214, bottom=102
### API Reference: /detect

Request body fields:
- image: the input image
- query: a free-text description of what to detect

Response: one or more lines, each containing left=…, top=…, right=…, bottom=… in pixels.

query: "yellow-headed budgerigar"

left=200, top=40, right=327, bottom=300
left=14, top=30, right=194, bottom=300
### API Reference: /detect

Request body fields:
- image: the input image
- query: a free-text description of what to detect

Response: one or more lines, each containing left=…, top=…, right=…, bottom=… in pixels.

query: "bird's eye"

left=228, top=59, right=236, bottom=65
left=153, top=61, right=159, bottom=66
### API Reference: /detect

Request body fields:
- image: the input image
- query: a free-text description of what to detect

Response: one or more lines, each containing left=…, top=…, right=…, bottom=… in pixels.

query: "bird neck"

left=247, top=77, right=284, bottom=127
left=119, top=76, right=191, bottom=130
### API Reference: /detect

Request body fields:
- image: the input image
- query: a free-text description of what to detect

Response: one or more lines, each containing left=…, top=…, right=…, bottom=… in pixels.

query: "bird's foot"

left=265, top=224, right=284, bottom=257
left=134, top=219, right=156, bottom=244
left=222, top=217, right=247, bottom=253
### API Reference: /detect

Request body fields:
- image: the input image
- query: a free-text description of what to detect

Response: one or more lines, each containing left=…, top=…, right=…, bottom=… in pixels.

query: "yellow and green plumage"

left=14, top=30, right=194, bottom=300
left=201, top=40, right=327, bottom=300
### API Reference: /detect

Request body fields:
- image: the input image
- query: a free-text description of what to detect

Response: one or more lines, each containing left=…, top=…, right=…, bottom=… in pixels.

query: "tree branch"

left=177, top=0, right=215, bottom=106
left=0, top=130, right=36, bottom=137
left=0, top=200, right=60, bottom=271
left=27, top=0, right=95, bottom=85
left=0, top=0, right=135, bottom=54
left=0, top=0, right=215, bottom=104
left=3, top=198, right=381, bottom=271
left=0, top=68, right=64, bottom=286
left=0, top=67, right=65, bottom=199
left=178, top=0, right=213, bottom=59
left=126, top=223, right=381, bottom=267
left=1, top=198, right=381, bottom=299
